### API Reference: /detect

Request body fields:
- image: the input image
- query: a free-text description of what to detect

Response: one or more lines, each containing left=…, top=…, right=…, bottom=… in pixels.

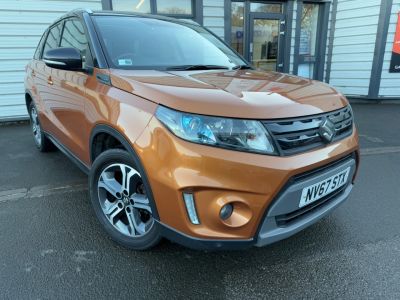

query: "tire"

left=28, top=101, right=54, bottom=152
left=89, top=149, right=161, bottom=250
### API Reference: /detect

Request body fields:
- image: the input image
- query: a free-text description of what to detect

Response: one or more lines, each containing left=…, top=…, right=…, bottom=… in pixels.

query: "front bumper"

left=134, top=118, right=359, bottom=250
left=256, top=155, right=356, bottom=247
left=156, top=154, right=356, bottom=250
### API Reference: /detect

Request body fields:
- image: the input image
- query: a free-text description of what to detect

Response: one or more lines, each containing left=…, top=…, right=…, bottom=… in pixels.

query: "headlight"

left=155, top=106, right=276, bottom=155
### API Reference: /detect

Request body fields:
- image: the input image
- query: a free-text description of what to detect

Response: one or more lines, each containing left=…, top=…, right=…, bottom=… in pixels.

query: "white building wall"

left=289, top=1, right=297, bottom=74
left=323, top=1, right=333, bottom=82
left=203, top=0, right=225, bottom=39
left=329, top=0, right=381, bottom=96
left=380, top=0, right=400, bottom=97
left=0, top=0, right=102, bottom=120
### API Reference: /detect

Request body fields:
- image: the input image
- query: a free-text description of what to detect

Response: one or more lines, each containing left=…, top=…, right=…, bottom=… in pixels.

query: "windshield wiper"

left=166, top=65, right=230, bottom=71
left=232, top=64, right=253, bottom=70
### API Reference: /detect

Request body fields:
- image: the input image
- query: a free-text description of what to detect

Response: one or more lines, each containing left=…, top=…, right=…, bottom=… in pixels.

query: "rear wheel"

left=29, top=102, right=54, bottom=152
left=89, top=149, right=161, bottom=250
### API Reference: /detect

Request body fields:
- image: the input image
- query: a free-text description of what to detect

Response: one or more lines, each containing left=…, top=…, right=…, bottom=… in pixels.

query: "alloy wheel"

left=97, top=163, right=154, bottom=237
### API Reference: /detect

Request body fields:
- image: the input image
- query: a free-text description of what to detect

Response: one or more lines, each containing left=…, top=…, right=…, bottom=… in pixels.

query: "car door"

left=29, top=28, right=47, bottom=119
left=41, top=18, right=92, bottom=160
left=33, top=22, right=63, bottom=134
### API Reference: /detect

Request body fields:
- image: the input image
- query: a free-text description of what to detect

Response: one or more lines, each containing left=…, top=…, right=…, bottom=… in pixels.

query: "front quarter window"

left=34, top=30, right=47, bottom=60
left=61, top=19, right=91, bottom=67
left=93, top=16, right=246, bottom=70
left=43, top=22, right=63, bottom=56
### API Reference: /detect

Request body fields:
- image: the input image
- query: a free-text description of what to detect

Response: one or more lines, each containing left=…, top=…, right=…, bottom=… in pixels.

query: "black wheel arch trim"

left=25, top=89, right=35, bottom=108
left=89, top=124, right=160, bottom=220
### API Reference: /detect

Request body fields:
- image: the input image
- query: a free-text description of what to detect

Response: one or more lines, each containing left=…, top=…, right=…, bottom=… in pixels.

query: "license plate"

left=299, top=167, right=351, bottom=208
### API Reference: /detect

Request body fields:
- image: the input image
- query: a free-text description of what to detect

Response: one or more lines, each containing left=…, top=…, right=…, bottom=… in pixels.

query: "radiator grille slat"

left=263, top=106, right=354, bottom=156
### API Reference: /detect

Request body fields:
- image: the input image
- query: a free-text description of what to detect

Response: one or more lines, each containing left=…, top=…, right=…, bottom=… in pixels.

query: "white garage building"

left=1, top=0, right=399, bottom=120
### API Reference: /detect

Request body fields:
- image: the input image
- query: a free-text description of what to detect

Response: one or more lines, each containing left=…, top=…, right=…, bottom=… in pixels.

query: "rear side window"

left=60, top=19, right=91, bottom=67
left=33, top=30, right=47, bottom=60
left=43, top=22, right=63, bottom=56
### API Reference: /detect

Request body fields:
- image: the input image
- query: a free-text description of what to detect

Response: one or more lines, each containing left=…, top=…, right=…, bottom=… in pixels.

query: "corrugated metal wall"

left=323, top=1, right=333, bottom=82
left=0, top=0, right=102, bottom=121
left=329, top=0, right=381, bottom=96
left=380, top=0, right=400, bottom=97
left=203, top=0, right=225, bottom=38
left=289, top=1, right=297, bottom=74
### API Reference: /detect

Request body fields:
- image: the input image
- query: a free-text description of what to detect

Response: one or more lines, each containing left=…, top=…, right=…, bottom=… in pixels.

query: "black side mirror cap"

left=43, top=47, right=83, bottom=70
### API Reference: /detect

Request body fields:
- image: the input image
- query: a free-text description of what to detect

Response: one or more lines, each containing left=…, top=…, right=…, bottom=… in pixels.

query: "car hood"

left=109, top=69, right=348, bottom=119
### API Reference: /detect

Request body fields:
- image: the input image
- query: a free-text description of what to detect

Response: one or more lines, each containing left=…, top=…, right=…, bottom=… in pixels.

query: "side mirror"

left=43, top=47, right=82, bottom=70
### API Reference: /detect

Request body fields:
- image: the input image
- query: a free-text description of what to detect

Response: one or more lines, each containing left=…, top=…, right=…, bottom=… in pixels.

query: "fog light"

left=183, top=193, right=200, bottom=225
left=220, top=203, right=233, bottom=220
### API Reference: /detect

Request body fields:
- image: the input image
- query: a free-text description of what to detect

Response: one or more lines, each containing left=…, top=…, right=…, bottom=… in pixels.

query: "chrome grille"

left=263, top=106, right=353, bottom=156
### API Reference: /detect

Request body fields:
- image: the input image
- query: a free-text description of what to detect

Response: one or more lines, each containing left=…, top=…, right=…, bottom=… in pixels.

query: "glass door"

left=298, top=3, right=321, bottom=79
left=230, top=1, right=287, bottom=72
left=249, top=17, right=282, bottom=71
left=248, top=3, right=285, bottom=72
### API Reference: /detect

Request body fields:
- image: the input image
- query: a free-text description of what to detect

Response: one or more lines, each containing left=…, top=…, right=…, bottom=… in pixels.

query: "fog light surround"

left=220, top=203, right=233, bottom=220
left=183, top=193, right=200, bottom=225
left=216, top=199, right=253, bottom=228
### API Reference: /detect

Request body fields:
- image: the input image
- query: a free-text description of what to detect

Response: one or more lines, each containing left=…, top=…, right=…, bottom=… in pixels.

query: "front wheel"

left=89, top=149, right=161, bottom=250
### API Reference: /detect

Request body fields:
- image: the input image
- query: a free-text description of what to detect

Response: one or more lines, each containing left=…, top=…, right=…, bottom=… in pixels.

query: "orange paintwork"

left=110, top=69, right=348, bottom=119
left=25, top=64, right=360, bottom=240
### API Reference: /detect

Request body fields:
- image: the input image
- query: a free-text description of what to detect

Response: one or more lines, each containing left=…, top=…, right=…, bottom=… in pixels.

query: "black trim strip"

left=43, top=131, right=90, bottom=175
left=157, top=221, right=254, bottom=251
left=83, top=12, right=109, bottom=69
left=96, top=73, right=111, bottom=85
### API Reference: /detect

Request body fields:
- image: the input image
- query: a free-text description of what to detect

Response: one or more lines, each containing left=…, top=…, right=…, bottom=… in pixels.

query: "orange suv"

left=25, top=9, right=359, bottom=250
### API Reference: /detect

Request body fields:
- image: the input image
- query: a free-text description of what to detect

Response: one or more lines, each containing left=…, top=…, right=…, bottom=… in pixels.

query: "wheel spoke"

left=118, top=164, right=127, bottom=192
left=104, top=201, right=124, bottom=224
left=97, top=163, right=154, bottom=238
left=126, top=208, right=146, bottom=236
left=98, top=174, right=123, bottom=198
left=130, top=193, right=152, bottom=213
left=120, top=165, right=139, bottom=195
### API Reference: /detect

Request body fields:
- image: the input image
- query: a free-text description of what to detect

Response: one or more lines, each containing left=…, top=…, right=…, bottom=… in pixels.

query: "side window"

left=34, top=30, right=47, bottom=60
left=43, top=22, right=63, bottom=56
left=61, top=19, right=91, bottom=67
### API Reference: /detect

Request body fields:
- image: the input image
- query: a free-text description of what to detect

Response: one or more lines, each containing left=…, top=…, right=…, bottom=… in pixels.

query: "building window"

left=250, top=3, right=282, bottom=14
left=298, top=3, right=320, bottom=78
left=231, top=2, right=245, bottom=55
left=111, top=0, right=193, bottom=18
left=112, top=0, right=151, bottom=13
left=156, top=0, right=192, bottom=16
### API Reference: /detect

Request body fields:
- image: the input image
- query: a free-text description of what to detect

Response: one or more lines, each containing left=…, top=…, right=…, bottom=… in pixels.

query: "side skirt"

left=44, top=131, right=90, bottom=175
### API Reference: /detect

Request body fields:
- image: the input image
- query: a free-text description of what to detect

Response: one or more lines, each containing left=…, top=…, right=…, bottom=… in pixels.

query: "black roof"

left=53, top=9, right=199, bottom=26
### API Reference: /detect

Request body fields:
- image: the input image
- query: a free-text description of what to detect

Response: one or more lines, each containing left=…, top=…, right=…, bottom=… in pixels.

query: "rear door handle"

left=47, top=76, right=53, bottom=85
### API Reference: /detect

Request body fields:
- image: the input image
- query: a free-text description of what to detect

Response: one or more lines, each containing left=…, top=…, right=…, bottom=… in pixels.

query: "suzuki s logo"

left=319, top=118, right=336, bottom=143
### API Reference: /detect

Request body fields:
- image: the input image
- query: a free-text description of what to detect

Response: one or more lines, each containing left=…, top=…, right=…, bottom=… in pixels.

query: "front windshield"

left=93, top=15, right=247, bottom=70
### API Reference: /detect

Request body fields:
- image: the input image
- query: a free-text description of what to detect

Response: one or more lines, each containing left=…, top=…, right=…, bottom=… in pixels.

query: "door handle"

left=47, top=76, right=53, bottom=85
